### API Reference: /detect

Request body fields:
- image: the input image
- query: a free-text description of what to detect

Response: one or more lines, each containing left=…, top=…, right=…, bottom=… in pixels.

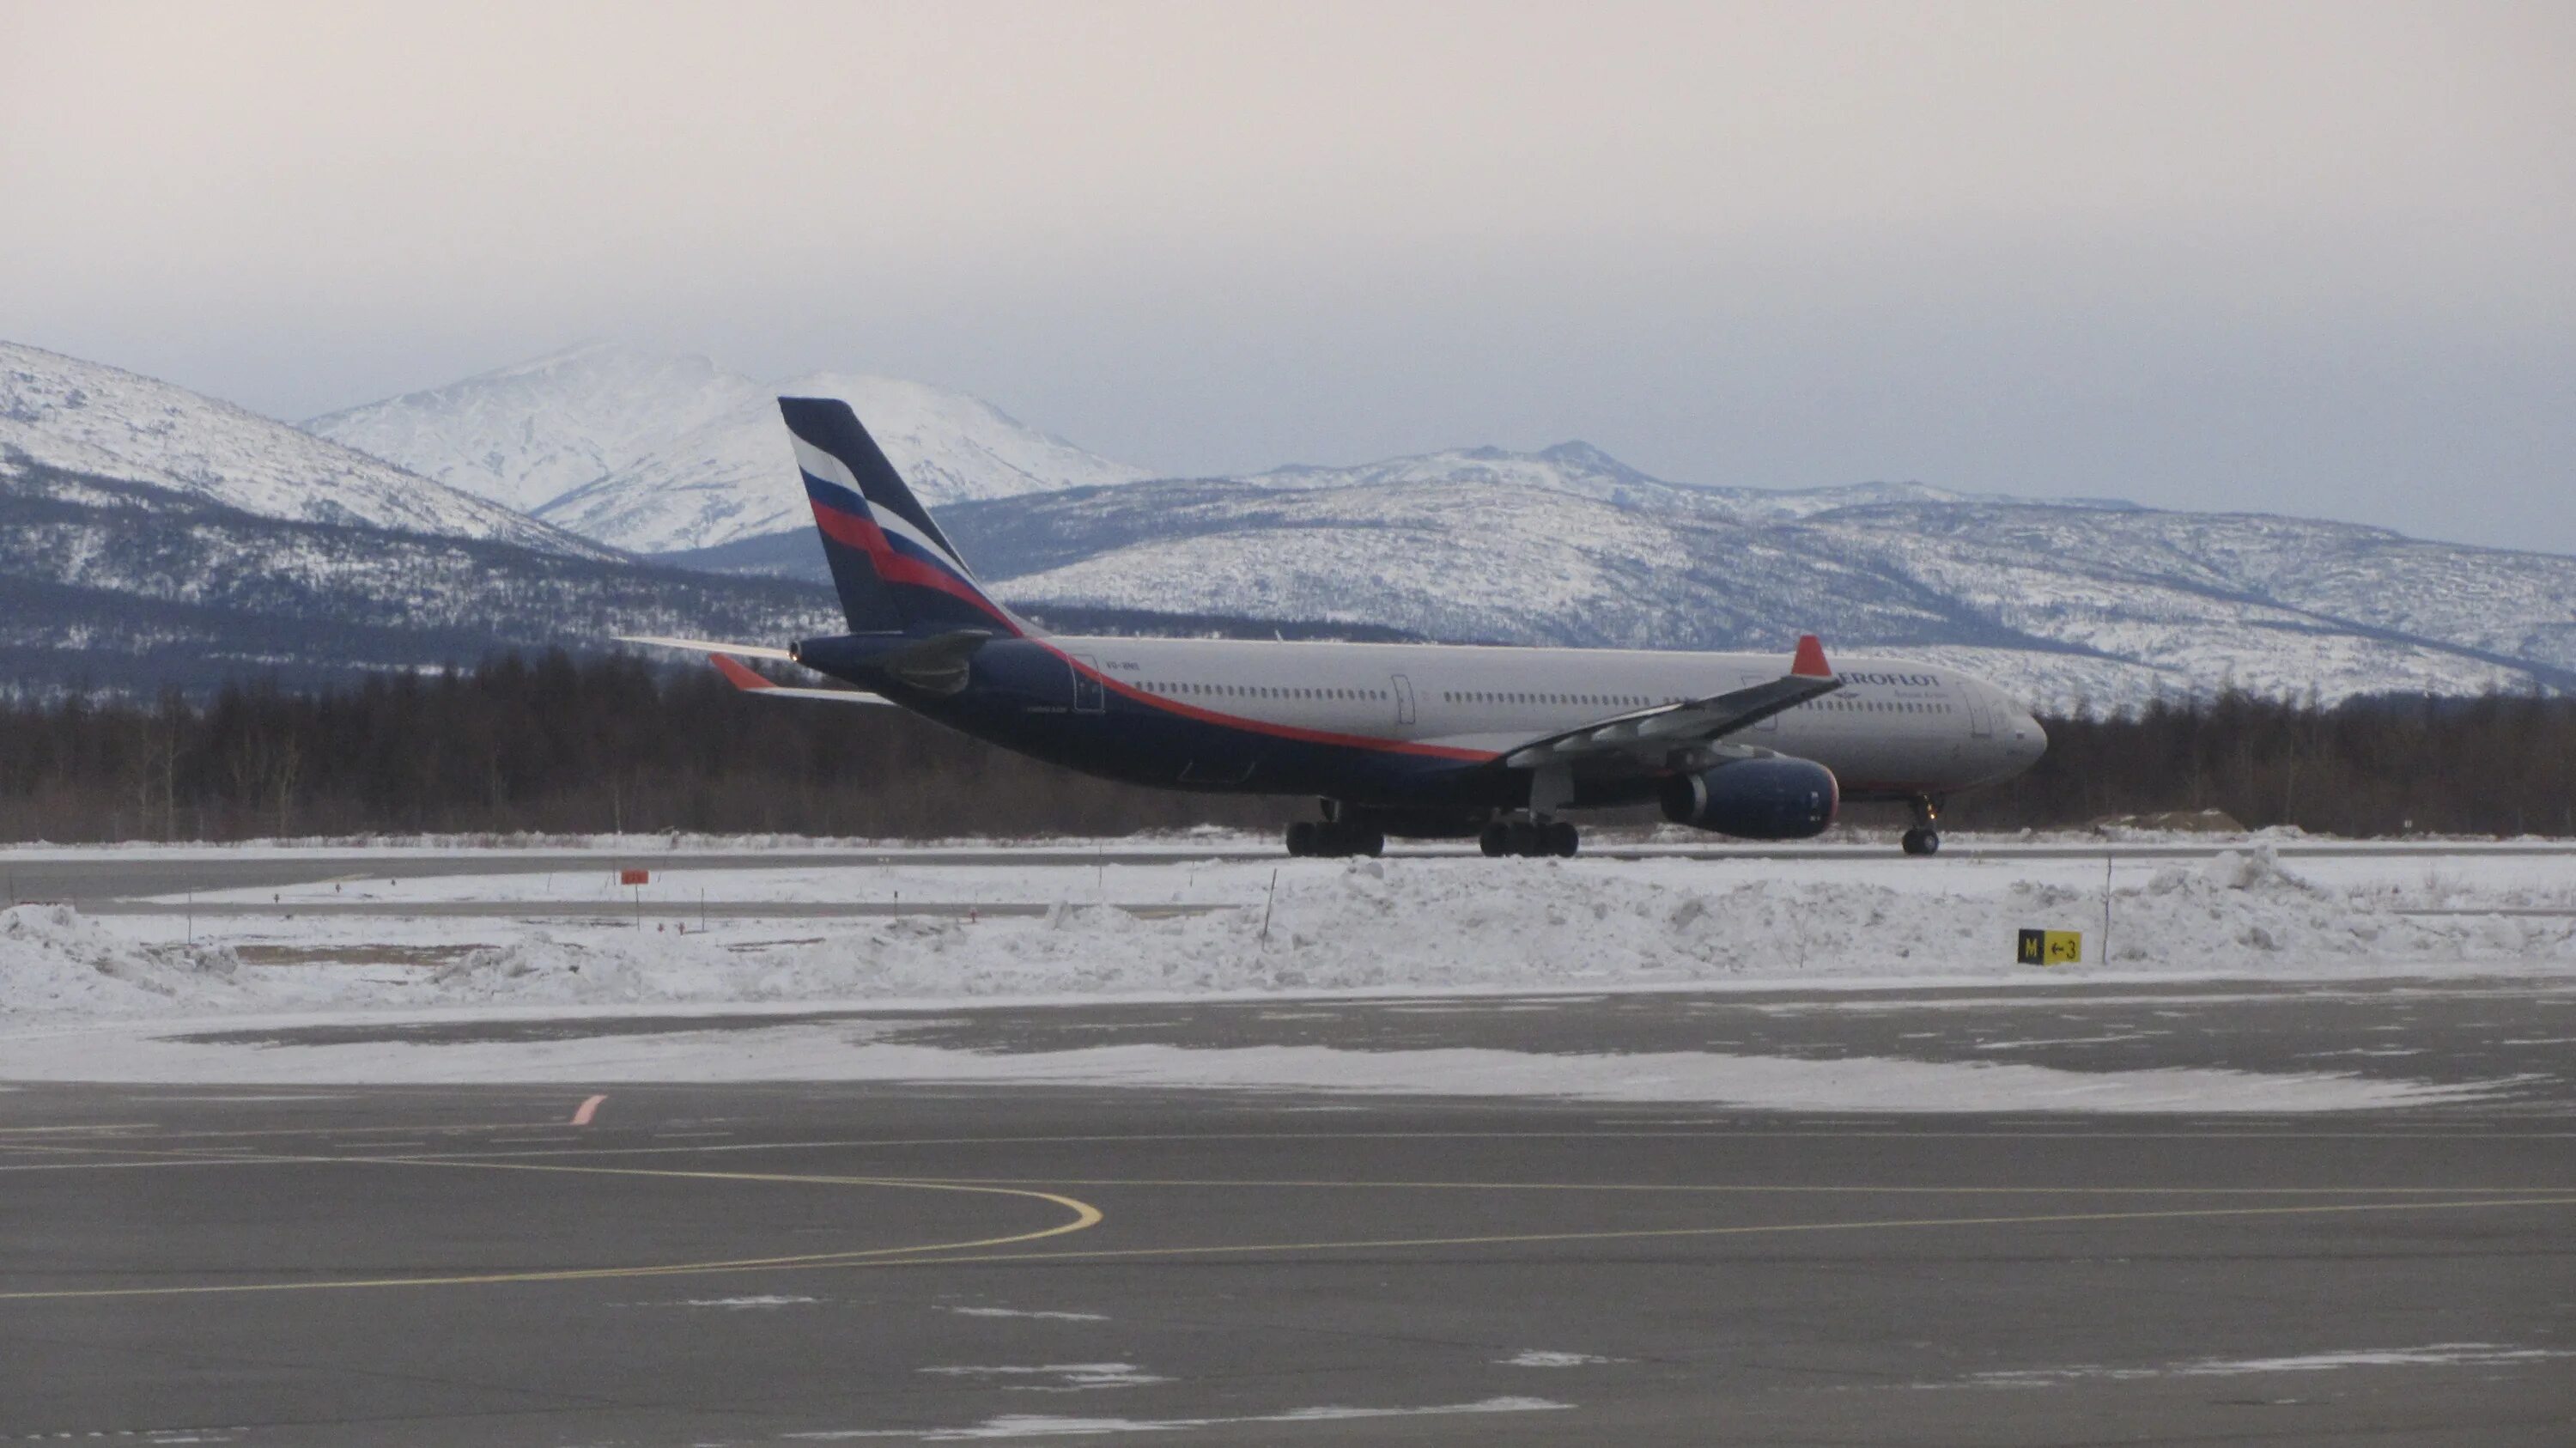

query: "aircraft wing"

left=706, top=654, right=895, bottom=704
left=1495, top=634, right=1843, bottom=771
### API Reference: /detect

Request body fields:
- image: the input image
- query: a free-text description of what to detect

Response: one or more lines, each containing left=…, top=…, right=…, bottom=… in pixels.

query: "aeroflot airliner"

left=628, top=399, right=2047, bottom=858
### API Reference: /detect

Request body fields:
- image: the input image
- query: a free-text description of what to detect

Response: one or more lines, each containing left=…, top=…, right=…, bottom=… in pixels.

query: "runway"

left=76, top=899, right=1230, bottom=921
left=5, top=982, right=2572, bottom=1445
left=12, top=837, right=2573, bottom=906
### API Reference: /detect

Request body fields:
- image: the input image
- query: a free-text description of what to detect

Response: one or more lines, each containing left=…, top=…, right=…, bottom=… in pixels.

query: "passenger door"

left=1068, top=654, right=1105, bottom=715
left=1390, top=674, right=1417, bottom=727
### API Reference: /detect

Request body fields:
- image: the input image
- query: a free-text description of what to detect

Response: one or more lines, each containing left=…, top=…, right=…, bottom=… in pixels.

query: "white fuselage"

left=1044, top=635, right=2045, bottom=797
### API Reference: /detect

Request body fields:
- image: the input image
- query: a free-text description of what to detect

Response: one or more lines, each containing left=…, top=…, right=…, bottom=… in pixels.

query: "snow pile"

left=46, top=848, right=2571, bottom=1021
left=7, top=845, right=2568, bottom=1022
left=0, top=904, right=246, bottom=1016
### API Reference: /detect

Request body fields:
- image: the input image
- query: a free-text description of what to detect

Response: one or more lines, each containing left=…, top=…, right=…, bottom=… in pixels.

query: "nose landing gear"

left=1479, top=818, right=1579, bottom=858
left=1900, top=796, right=1942, bottom=855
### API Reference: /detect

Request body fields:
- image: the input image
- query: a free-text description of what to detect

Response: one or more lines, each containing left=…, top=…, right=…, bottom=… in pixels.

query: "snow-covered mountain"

left=307, top=344, right=1149, bottom=554
left=0, top=340, right=842, bottom=694
left=1236, top=442, right=2132, bottom=522
left=301, top=344, right=751, bottom=517
left=21, top=335, right=2561, bottom=713
left=678, top=441, right=2574, bottom=712
left=1, top=341, right=603, bottom=557
left=0, top=463, right=836, bottom=696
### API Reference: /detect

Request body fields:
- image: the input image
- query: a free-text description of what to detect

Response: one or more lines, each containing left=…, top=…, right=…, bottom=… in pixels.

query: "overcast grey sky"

left=3, top=1, right=2570, bottom=551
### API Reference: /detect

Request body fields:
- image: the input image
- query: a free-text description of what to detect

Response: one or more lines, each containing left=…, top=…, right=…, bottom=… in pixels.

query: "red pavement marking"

left=569, top=1095, right=607, bottom=1127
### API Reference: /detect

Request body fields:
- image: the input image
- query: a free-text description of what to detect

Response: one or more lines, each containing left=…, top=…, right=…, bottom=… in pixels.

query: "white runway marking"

left=1499, top=1350, right=1622, bottom=1367
left=784, top=1396, right=1571, bottom=1439
left=1953, top=1342, right=2576, bottom=1388
left=919, top=1364, right=1169, bottom=1391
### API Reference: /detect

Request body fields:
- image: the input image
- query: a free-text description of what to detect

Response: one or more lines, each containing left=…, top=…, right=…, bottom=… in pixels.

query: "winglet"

left=1790, top=633, right=1832, bottom=678
left=710, top=654, right=775, bottom=691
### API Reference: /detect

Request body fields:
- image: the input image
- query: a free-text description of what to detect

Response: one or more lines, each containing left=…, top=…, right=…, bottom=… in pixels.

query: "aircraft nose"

left=2015, top=708, right=2047, bottom=757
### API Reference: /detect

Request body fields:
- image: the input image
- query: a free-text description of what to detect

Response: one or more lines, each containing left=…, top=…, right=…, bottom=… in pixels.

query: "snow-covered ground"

left=5, top=840, right=2570, bottom=1020
left=3, top=839, right=2567, bottom=1103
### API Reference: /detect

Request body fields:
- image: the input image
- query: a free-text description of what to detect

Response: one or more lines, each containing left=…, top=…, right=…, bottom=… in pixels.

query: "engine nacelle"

left=1658, top=757, right=1839, bottom=840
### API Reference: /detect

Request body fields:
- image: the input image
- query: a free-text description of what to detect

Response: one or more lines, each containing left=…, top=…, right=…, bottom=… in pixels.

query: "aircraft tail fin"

left=778, top=397, right=1023, bottom=636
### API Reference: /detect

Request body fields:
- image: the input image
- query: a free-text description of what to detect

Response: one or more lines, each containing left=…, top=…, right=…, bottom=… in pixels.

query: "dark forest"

left=0, top=653, right=2566, bottom=843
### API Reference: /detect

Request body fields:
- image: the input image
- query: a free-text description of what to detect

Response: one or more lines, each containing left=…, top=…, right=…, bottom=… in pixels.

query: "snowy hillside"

left=1, top=341, right=602, bottom=557
left=307, top=344, right=1148, bottom=553
left=301, top=343, right=751, bottom=516
left=1237, top=442, right=2113, bottom=524
left=27, top=333, right=2559, bottom=709
left=0, top=460, right=838, bottom=696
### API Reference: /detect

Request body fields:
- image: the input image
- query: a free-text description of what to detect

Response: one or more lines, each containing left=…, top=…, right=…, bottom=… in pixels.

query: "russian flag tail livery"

left=779, top=397, right=1023, bottom=637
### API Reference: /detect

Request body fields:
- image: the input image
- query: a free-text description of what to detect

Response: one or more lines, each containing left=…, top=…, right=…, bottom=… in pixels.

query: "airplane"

left=625, top=398, right=2049, bottom=858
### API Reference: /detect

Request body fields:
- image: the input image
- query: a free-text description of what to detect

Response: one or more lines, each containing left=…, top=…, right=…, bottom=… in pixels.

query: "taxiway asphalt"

left=4, top=981, right=2571, bottom=1446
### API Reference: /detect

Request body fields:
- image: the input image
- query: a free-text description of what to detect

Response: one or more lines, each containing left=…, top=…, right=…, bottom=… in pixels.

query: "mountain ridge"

left=11, top=337, right=2566, bottom=715
left=307, top=343, right=1148, bottom=553
left=1, top=340, right=611, bottom=558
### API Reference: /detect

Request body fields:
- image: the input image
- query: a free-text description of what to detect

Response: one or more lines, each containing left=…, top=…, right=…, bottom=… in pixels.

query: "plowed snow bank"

left=4, top=847, right=2567, bottom=1021
left=0, top=904, right=247, bottom=1016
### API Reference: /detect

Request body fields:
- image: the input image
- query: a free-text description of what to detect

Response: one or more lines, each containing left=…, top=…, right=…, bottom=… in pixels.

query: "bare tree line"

left=0, top=653, right=1290, bottom=843
left=1946, top=690, right=2575, bottom=837
left=0, top=654, right=2565, bottom=841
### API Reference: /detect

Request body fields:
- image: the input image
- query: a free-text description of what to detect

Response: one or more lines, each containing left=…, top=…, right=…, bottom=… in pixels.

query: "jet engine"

left=1658, top=757, right=1838, bottom=840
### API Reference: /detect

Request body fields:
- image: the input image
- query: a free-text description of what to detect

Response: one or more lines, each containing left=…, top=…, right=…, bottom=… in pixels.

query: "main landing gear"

left=1286, top=819, right=1384, bottom=858
left=1480, top=818, right=1579, bottom=858
left=1900, top=795, right=1942, bottom=856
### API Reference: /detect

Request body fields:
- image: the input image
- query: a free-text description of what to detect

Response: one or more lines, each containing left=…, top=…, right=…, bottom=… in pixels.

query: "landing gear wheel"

left=1503, top=822, right=1540, bottom=857
left=1286, top=821, right=1318, bottom=857
left=1353, top=826, right=1385, bottom=858
left=1479, top=824, right=1510, bottom=858
left=1900, top=827, right=1941, bottom=856
left=1544, top=821, right=1580, bottom=858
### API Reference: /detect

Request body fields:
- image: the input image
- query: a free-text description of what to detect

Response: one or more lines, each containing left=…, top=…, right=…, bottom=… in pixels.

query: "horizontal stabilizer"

left=708, top=654, right=893, bottom=705
left=617, top=634, right=793, bottom=660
